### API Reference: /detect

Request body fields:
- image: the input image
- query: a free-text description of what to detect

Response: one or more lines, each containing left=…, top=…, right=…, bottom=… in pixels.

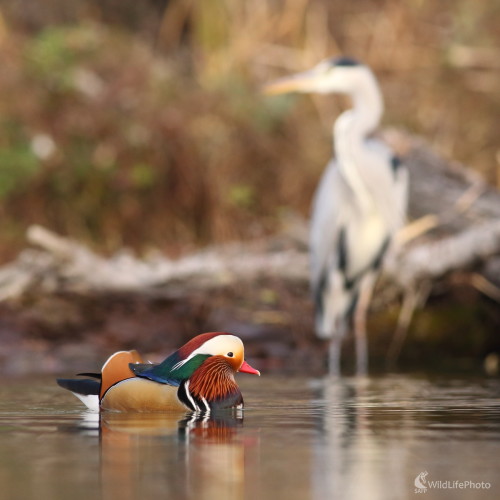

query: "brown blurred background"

left=0, top=0, right=498, bottom=261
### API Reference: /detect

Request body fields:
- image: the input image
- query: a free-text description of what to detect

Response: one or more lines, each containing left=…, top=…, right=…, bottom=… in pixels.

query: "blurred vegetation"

left=0, top=0, right=499, bottom=260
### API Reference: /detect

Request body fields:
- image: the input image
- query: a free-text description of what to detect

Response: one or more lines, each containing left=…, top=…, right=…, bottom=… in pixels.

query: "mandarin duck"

left=57, top=332, right=260, bottom=413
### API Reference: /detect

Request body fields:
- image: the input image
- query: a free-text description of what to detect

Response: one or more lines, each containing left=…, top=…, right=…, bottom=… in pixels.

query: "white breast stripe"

left=201, top=396, right=211, bottom=414
left=184, top=380, right=199, bottom=411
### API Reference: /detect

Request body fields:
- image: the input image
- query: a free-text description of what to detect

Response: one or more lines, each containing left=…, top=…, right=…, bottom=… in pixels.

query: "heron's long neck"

left=333, top=76, right=384, bottom=209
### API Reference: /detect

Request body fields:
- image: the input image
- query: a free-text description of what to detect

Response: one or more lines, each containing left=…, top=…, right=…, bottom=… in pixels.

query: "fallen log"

left=0, top=225, right=308, bottom=300
left=1, top=130, right=499, bottom=301
left=383, top=129, right=500, bottom=293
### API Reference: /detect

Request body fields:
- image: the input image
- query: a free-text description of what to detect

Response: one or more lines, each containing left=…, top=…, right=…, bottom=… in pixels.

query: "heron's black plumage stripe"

left=371, top=237, right=390, bottom=271
left=314, top=271, right=328, bottom=317
left=315, top=232, right=391, bottom=323
left=337, top=227, right=348, bottom=275
left=57, top=378, right=100, bottom=396
left=339, top=232, right=391, bottom=289
left=337, top=227, right=360, bottom=290
left=346, top=290, right=360, bottom=321
left=332, top=56, right=360, bottom=67
left=390, top=155, right=403, bottom=176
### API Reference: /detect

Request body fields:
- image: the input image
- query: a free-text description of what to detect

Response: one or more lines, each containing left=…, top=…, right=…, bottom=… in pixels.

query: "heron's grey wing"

left=309, top=160, right=343, bottom=293
left=310, top=160, right=358, bottom=338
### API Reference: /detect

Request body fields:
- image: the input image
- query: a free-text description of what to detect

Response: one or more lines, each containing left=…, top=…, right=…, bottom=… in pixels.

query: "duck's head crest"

left=133, top=332, right=259, bottom=386
left=174, top=332, right=259, bottom=375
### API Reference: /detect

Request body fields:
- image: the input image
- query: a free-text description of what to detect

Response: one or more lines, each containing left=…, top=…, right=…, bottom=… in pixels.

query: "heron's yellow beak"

left=262, top=70, right=318, bottom=95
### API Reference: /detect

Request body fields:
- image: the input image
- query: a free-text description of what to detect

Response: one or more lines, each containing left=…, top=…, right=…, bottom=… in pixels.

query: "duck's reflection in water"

left=75, top=410, right=252, bottom=500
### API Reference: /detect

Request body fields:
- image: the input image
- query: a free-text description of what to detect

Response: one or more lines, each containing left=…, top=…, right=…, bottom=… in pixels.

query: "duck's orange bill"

left=239, top=360, right=260, bottom=376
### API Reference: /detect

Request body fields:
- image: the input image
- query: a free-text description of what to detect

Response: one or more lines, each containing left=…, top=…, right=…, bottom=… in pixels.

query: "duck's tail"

left=56, top=377, right=100, bottom=412
left=57, top=350, right=144, bottom=411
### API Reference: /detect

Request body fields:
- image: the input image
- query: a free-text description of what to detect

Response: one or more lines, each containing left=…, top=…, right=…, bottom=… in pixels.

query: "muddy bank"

left=1, top=273, right=498, bottom=377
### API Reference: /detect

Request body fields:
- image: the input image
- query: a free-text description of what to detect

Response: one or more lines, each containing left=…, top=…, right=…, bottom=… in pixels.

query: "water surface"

left=1, top=375, right=499, bottom=500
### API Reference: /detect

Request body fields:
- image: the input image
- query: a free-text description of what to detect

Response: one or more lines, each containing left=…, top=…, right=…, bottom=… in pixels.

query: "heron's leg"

left=354, top=310, right=368, bottom=376
left=328, top=337, right=342, bottom=376
left=354, top=275, right=375, bottom=376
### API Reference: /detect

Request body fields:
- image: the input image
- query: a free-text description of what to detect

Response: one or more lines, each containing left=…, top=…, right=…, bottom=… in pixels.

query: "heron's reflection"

left=313, top=376, right=417, bottom=500
left=73, top=410, right=251, bottom=500
left=312, top=377, right=370, bottom=500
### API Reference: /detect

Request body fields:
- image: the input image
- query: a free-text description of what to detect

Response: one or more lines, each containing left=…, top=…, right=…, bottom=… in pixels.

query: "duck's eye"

left=227, top=352, right=234, bottom=358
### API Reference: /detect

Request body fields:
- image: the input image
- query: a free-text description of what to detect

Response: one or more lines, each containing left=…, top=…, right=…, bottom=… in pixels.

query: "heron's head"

left=263, top=57, right=372, bottom=96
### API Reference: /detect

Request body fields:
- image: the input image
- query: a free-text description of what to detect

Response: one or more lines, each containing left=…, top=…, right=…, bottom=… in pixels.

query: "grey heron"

left=264, top=57, right=408, bottom=375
